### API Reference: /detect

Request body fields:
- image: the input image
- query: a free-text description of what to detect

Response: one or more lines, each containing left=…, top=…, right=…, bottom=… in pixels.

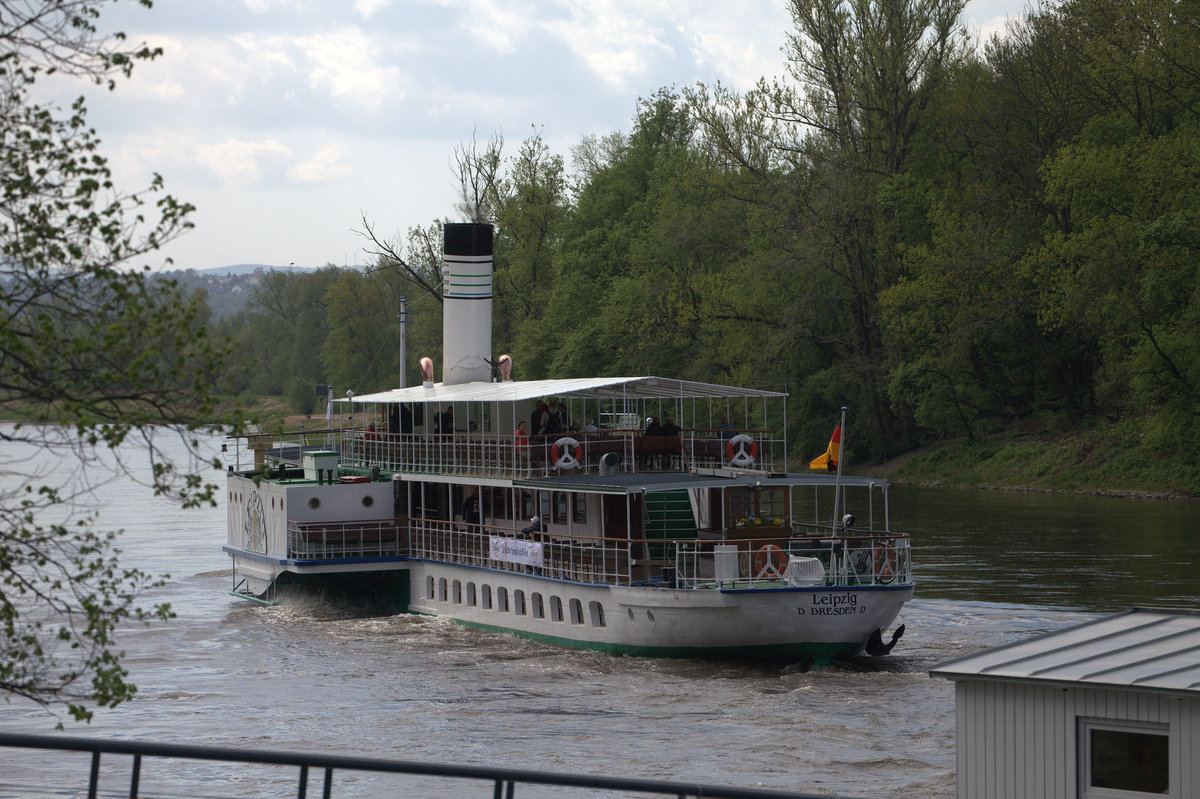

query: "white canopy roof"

left=340, top=376, right=785, bottom=406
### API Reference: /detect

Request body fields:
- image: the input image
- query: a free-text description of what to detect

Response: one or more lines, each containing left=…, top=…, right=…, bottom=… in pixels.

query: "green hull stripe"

left=449, top=618, right=861, bottom=661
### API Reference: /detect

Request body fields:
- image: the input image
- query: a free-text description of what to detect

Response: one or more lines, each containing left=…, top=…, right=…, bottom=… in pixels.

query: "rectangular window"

left=573, top=493, right=587, bottom=524
left=553, top=492, right=568, bottom=524
left=1081, top=719, right=1170, bottom=797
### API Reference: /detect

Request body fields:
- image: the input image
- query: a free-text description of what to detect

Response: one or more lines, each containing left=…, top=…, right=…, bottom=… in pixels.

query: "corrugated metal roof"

left=341, top=376, right=786, bottom=405
left=930, top=608, right=1200, bottom=695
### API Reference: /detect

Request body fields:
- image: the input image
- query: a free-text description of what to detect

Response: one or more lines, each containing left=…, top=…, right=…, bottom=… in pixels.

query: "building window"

left=1080, top=719, right=1169, bottom=798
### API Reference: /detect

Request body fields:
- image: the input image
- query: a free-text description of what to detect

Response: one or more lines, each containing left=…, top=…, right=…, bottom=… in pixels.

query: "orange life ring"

left=874, top=544, right=898, bottom=583
left=551, top=436, right=583, bottom=469
left=726, top=434, right=759, bottom=466
left=753, top=544, right=786, bottom=579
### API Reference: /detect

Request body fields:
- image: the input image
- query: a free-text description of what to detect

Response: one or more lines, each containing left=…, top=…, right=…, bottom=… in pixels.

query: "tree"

left=1, top=1, right=239, bottom=722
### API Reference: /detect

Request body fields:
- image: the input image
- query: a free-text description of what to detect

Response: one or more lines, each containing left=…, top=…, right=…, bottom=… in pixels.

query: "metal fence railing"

left=0, top=732, right=869, bottom=799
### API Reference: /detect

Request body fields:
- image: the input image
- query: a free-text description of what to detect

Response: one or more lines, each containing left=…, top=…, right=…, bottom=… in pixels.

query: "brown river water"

left=2, top=430, right=1197, bottom=798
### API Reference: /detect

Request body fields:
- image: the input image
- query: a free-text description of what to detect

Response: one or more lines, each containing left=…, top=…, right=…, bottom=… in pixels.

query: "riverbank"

left=868, top=418, right=1200, bottom=501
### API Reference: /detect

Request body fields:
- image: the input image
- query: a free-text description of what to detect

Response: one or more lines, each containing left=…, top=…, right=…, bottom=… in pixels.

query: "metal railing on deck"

left=666, top=535, right=912, bottom=589
left=287, top=520, right=406, bottom=560
left=0, top=732, right=866, bottom=799
left=409, top=520, right=632, bottom=585
left=335, top=428, right=782, bottom=479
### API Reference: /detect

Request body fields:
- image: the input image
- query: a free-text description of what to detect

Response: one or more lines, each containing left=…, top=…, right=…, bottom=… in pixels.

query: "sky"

left=62, top=0, right=1034, bottom=271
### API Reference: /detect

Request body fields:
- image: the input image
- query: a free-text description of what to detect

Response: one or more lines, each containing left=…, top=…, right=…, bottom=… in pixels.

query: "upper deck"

left=307, top=374, right=793, bottom=481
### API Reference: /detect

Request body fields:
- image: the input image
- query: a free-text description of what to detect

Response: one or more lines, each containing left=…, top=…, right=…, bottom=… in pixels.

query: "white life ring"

left=726, top=434, right=758, bottom=467
left=551, top=436, right=583, bottom=470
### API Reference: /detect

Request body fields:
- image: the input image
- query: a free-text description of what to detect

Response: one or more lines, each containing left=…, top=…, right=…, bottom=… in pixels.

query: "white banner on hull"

left=489, top=536, right=544, bottom=567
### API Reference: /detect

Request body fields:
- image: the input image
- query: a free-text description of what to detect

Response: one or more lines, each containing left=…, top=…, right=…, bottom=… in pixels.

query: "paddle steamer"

left=224, top=223, right=913, bottom=661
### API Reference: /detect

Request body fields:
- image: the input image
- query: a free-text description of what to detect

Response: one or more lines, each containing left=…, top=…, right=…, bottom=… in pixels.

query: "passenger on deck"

left=462, top=494, right=480, bottom=526
left=661, top=417, right=681, bottom=436
left=644, top=417, right=664, bottom=436
left=718, top=418, right=736, bottom=440
left=531, top=401, right=548, bottom=436
left=436, top=406, right=454, bottom=435
left=521, top=515, right=547, bottom=541
left=583, top=419, right=599, bottom=433
left=364, top=422, right=377, bottom=440
left=514, top=420, right=530, bottom=450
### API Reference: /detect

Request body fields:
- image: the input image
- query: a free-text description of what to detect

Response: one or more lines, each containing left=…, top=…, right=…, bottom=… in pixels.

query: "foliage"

left=1, top=1, right=240, bottom=722
left=209, top=0, right=1200, bottom=493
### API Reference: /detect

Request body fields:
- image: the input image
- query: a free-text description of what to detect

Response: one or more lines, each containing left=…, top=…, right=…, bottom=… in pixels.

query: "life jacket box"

left=303, top=451, right=339, bottom=481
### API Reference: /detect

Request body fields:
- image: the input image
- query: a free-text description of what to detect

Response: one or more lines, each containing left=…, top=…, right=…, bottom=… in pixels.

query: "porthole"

left=362, top=495, right=374, bottom=509
left=647, top=610, right=655, bottom=625
left=308, top=497, right=321, bottom=510
left=627, top=608, right=635, bottom=621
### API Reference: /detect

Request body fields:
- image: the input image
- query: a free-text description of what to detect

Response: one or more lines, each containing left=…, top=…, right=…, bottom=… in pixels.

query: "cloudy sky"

left=68, top=0, right=1032, bottom=271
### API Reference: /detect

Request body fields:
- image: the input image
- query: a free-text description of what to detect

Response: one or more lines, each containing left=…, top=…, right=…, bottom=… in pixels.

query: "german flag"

left=809, top=425, right=841, bottom=471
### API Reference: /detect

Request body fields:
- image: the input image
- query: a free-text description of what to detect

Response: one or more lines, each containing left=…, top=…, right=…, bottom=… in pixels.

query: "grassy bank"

left=868, top=418, right=1200, bottom=501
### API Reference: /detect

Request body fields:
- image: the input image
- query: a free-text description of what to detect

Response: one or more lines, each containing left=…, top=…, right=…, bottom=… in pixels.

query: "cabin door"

left=602, top=494, right=643, bottom=542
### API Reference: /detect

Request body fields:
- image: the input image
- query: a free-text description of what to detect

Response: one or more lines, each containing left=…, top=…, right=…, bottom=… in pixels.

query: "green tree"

left=1, top=1, right=238, bottom=722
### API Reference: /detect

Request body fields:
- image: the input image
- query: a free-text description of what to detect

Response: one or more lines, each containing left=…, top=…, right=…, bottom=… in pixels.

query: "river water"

left=2, top=430, right=1198, bottom=798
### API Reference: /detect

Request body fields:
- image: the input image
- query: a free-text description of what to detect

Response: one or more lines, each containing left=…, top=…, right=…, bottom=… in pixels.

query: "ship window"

left=426, top=576, right=435, bottom=600
left=452, top=580, right=462, bottom=604
left=497, top=587, right=509, bottom=612
left=569, top=599, right=584, bottom=625
left=531, top=593, right=544, bottom=619
left=362, top=495, right=374, bottom=509
left=466, top=582, right=477, bottom=606
left=1081, top=719, right=1169, bottom=798
left=514, top=590, right=526, bottom=616
left=552, top=492, right=568, bottom=524
left=538, top=492, right=551, bottom=520
left=438, top=578, right=448, bottom=602
left=481, top=584, right=492, bottom=609
left=520, top=491, right=534, bottom=520
left=588, top=601, right=605, bottom=628
left=550, top=596, right=564, bottom=622
left=308, top=497, right=321, bottom=510
left=573, top=493, right=586, bottom=524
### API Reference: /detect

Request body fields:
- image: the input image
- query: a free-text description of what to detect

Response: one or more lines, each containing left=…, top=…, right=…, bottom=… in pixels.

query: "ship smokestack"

left=442, top=223, right=493, bottom=385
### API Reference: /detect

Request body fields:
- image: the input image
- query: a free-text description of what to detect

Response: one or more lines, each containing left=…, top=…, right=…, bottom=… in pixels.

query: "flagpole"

left=832, top=406, right=847, bottom=536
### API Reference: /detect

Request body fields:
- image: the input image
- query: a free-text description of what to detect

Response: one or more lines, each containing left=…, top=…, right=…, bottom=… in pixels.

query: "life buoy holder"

left=874, top=543, right=898, bottom=583
left=726, top=434, right=758, bottom=467
left=551, top=436, right=583, bottom=470
left=753, top=544, right=786, bottom=579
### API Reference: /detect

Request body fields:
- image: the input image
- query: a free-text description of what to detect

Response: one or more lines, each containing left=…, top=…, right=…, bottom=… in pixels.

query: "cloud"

left=355, top=0, right=390, bottom=18
left=288, top=142, right=351, bottom=184
left=542, top=0, right=671, bottom=91
left=195, top=138, right=293, bottom=186
left=297, top=28, right=406, bottom=106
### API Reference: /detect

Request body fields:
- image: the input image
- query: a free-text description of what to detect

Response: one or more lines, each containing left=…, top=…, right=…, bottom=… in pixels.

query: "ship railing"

left=286, top=519, right=407, bottom=560
left=653, top=533, right=912, bottom=589
left=336, top=429, right=783, bottom=478
left=408, top=519, right=633, bottom=585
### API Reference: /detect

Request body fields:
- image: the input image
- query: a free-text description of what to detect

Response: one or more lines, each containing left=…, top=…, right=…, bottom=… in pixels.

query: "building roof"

left=341, top=376, right=786, bottom=406
left=930, top=608, right=1200, bottom=696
